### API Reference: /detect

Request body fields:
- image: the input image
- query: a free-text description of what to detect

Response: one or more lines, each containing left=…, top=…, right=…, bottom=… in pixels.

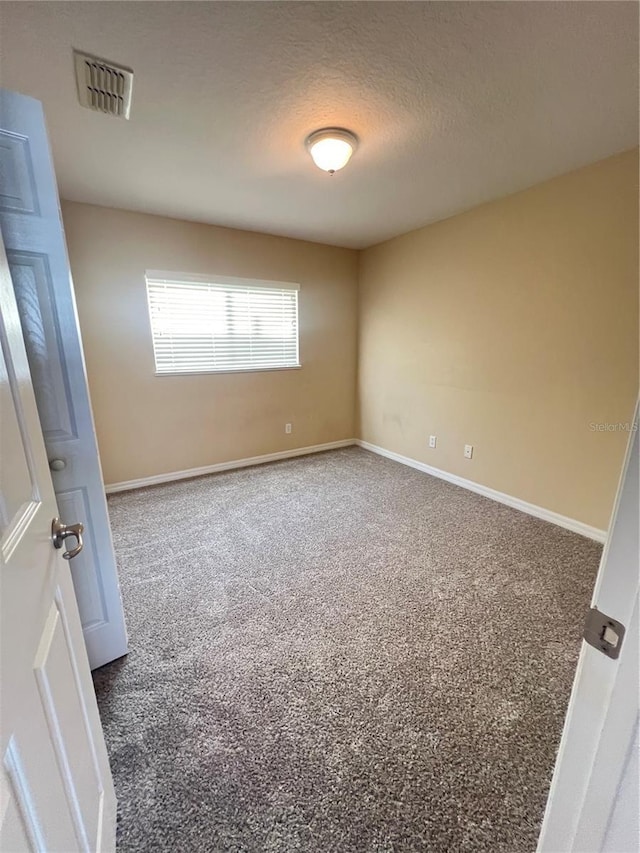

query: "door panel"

left=0, top=129, right=38, bottom=214
left=1, top=771, right=42, bottom=853
left=0, top=348, right=37, bottom=535
left=0, top=88, right=128, bottom=669
left=3, top=735, right=61, bottom=852
left=9, top=249, right=78, bottom=440
left=0, top=230, right=116, bottom=851
left=34, top=594, right=104, bottom=850
left=0, top=305, right=40, bottom=549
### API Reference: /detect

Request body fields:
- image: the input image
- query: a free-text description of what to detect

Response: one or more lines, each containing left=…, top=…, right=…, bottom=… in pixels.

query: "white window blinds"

left=145, top=272, right=300, bottom=375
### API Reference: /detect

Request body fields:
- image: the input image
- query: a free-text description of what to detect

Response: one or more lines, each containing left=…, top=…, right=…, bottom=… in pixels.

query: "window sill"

left=154, top=365, right=302, bottom=377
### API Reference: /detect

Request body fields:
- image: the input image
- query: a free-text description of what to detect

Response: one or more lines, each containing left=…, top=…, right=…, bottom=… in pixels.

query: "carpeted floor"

left=94, top=447, right=601, bottom=852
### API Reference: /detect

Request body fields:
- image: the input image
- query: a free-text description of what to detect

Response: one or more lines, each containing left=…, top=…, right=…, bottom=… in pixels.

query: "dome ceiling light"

left=305, top=128, right=358, bottom=175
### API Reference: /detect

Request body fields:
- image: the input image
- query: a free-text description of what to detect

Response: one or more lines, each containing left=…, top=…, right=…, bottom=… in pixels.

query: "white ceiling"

left=1, top=2, right=637, bottom=249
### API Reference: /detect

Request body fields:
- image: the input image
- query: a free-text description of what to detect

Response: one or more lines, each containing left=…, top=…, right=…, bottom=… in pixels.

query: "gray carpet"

left=94, top=447, right=601, bottom=852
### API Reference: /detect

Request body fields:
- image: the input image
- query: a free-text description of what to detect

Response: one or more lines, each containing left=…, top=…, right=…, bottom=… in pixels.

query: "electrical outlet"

left=429, top=435, right=437, bottom=448
left=285, top=423, right=292, bottom=434
left=464, top=444, right=473, bottom=459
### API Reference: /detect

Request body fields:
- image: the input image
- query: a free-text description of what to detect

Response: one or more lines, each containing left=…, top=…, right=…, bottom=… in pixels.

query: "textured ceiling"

left=1, top=2, right=637, bottom=248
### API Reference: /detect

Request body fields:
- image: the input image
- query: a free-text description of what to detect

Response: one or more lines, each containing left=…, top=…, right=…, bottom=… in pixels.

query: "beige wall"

left=64, top=150, right=637, bottom=528
left=62, top=203, right=358, bottom=485
left=358, top=150, right=639, bottom=531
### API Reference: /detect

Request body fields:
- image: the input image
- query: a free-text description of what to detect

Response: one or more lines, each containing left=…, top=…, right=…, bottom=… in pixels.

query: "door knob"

left=51, top=518, right=84, bottom=560
left=49, top=458, right=66, bottom=471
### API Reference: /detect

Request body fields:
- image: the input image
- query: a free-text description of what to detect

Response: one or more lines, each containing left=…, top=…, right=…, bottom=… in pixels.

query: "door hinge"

left=583, top=607, right=625, bottom=659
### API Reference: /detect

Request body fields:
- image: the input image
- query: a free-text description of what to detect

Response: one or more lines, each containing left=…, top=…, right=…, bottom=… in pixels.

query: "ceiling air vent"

left=73, top=50, right=133, bottom=119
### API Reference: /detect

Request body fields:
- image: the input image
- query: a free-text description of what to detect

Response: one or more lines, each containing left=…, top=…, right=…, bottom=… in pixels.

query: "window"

left=145, top=271, right=300, bottom=375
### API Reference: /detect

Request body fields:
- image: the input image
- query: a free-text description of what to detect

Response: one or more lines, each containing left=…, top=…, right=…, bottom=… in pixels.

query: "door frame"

left=538, top=403, right=639, bottom=850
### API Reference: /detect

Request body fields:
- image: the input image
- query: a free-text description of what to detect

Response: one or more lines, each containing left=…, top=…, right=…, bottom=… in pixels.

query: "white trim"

left=356, top=439, right=607, bottom=543
left=104, top=439, right=356, bottom=494
left=145, top=270, right=300, bottom=292
left=154, top=365, right=301, bottom=377
left=105, top=437, right=608, bottom=542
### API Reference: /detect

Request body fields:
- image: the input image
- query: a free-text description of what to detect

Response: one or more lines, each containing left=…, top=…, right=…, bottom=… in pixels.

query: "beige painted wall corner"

left=358, top=149, right=639, bottom=530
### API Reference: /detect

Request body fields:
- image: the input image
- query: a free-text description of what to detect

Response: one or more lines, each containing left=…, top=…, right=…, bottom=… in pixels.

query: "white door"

left=0, top=88, right=127, bottom=669
left=0, top=232, right=116, bottom=851
left=538, top=406, right=639, bottom=852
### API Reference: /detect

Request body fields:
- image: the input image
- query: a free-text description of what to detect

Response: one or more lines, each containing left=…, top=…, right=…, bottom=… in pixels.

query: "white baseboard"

left=105, top=439, right=356, bottom=494
left=356, top=439, right=607, bottom=543
left=106, top=436, right=607, bottom=542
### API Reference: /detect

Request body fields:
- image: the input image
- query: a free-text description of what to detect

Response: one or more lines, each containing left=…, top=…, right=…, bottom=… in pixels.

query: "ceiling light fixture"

left=305, top=128, right=358, bottom=175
